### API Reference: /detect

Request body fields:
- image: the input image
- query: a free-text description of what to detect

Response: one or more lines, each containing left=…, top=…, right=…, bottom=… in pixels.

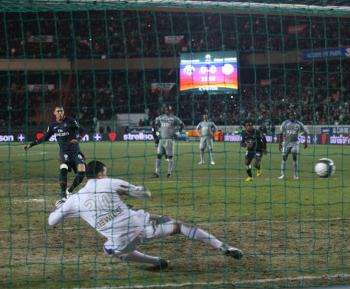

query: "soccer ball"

left=314, top=158, right=335, bottom=178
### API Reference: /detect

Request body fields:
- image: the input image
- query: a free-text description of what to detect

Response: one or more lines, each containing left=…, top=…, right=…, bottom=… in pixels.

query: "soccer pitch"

left=0, top=141, right=349, bottom=289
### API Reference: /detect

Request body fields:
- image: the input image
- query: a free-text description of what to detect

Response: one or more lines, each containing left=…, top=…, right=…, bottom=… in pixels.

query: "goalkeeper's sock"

left=59, top=165, right=68, bottom=198
left=281, top=160, right=286, bottom=175
left=180, top=224, right=223, bottom=249
left=68, top=171, right=85, bottom=193
left=155, top=159, right=161, bottom=174
left=120, top=250, right=161, bottom=265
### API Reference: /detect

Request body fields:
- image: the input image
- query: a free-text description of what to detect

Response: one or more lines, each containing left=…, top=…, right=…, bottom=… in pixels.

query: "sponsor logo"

left=0, top=135, right=14, bottom=142
left=17, top=134, right=25, bottom=142
left=108, top=132, right=117, bottom=141
left=93, top=133, right=102, bottom=141
left=123, top=133, right=154, bottom=141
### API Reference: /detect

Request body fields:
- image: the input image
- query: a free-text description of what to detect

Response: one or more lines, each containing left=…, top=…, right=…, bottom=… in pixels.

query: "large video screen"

left=180, top=51, right=238, bottom=93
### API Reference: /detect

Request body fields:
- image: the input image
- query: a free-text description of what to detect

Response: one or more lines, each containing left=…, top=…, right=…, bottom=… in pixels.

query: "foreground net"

left=0, top=1, right=349, bottom=289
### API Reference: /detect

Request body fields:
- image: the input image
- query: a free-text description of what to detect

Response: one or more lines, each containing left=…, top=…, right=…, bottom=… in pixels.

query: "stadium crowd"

left=0, top=59, right=349, bottom=130
left=0, top=10, right=349, bottom=130
left=1, top=11, right=350, bottom=59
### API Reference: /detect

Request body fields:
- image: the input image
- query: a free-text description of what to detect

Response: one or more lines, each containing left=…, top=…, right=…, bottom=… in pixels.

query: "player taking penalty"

left=241, top=119, right=267, bottom=182
left=24, top=106, right=86, bottom=199
left=48, top=160, right=243, bottom=269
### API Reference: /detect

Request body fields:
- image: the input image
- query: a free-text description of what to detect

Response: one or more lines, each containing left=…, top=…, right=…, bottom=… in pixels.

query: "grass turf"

left=0, top=141, right=349, bottom=289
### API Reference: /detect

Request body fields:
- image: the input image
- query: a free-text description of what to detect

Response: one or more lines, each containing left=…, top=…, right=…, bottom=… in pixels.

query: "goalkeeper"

left=48, top=160, right=243, bottom=269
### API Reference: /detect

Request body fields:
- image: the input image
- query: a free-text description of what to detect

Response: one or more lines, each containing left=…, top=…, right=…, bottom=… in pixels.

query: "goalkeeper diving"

left=48, top=160, right=243, bottom=269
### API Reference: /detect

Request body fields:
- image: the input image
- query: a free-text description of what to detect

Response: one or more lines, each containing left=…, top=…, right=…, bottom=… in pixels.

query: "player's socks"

left=280, top=160, right=286, bottom=176
left=180, top=224, right=223, bottom=249
left=59, top=165, right=68, bottom=198
left=200, top=150, right=204, bottom=163
left=155, top=159, right=161, bottom=174
left=292, top=160, right=298, bottom=178
left=120, top=250, right=163, bottom=266
left=167, top=159, right=174, bottom=175
left=246, top=168, right=253, bottom=178
left=68, top=171, right=85, bottom=193
left=255, top=164, right=262, bottom=176
left=209, top=150, right=214, bottom=164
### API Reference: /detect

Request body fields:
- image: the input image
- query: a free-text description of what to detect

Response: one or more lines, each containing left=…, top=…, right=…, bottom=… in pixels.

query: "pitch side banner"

left=321, top=126, right=350, bottom=135
left=302, top=47, right=350, bottom=61
left=2, top=133, right=350, bottom=145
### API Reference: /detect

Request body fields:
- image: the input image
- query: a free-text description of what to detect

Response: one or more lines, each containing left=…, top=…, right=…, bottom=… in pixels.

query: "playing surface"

left=1, top=141, right=349, bottom=289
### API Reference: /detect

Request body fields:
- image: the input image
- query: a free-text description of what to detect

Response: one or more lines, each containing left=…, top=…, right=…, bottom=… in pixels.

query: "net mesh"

left=0, top=1, right=350, bottom=289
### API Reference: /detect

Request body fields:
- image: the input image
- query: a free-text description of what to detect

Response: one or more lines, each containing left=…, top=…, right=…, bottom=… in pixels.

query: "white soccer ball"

left=314, top=158, right=335, bottom=178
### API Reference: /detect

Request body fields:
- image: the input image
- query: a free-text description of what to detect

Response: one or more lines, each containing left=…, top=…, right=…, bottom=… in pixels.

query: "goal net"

left=0, top=1, right=349, bottom=288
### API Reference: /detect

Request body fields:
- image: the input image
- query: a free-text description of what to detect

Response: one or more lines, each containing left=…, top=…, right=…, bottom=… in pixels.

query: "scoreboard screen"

left=179, top=51, right=238, bottom=93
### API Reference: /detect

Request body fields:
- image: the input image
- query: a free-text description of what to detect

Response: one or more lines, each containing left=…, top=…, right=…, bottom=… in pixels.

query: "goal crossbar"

left=2, top=0, right=350, bottom=17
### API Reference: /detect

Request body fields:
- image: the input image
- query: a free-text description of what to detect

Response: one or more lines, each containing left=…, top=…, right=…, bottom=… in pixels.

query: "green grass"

left=0, top=141, right=349, bottom=289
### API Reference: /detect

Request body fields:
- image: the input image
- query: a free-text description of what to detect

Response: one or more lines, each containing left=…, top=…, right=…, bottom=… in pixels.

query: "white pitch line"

left=233, top=273, right=350, bottom=286
left=71, top=281, right=229, bottom=289
left=13, top=198, right=45, bottom=204
left=70, top=273, right=350, bottom=289
left=19, top=151, right=48, bottom=156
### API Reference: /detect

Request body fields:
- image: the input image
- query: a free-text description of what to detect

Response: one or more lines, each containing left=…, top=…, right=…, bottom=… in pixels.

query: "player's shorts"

left=282, top=142, right=299, bottom=156
left=157, top=139, right=174, bottom=157
left=59, top=150, right=85, bottom=172
left=245, top=150, right=262, bottom=162
left=103, top=212, right=175, bottom=256
left=199, top=137, right=213, bottom=150
left=143, top=215, right=175, bottom=240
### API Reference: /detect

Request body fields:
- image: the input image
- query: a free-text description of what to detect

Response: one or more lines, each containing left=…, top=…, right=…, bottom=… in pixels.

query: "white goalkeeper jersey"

left=48, top=178, right=151, bottom=252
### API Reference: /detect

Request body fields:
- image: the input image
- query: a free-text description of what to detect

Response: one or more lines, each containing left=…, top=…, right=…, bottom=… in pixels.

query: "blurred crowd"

left=1, top=11, right=349, bottom=59
left=0, top=10, right=349, bottom=130
left=1, top=59, right=349, bottom=129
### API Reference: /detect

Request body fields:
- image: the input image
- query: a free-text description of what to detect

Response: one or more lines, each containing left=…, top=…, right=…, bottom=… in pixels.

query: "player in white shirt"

left=196, top=114, right=218, bottom=165
left=49, top=161, right=243, bottom=269
left=153, top=106, right=184, bottom=178
left=278, top=111, right=308, bottom=180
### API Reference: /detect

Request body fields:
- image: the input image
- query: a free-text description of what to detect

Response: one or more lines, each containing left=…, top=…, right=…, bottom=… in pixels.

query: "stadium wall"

left=0, top=50, right=312, bottom=71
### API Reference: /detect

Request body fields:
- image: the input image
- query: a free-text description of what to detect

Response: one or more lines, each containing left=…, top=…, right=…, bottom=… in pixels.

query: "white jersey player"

left=153, top=106, right=184, bottom=178
left=48, top=161, right=243, bottom=269
left=278, top=111, right=308, bottom=180
left=196, top=114, right=218, bottom=165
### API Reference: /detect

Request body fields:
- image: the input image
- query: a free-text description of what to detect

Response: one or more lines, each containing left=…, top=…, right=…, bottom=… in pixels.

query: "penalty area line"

left=70, top=273, right=350, bottom=289
left=13, top=198, right=45, bottom=203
